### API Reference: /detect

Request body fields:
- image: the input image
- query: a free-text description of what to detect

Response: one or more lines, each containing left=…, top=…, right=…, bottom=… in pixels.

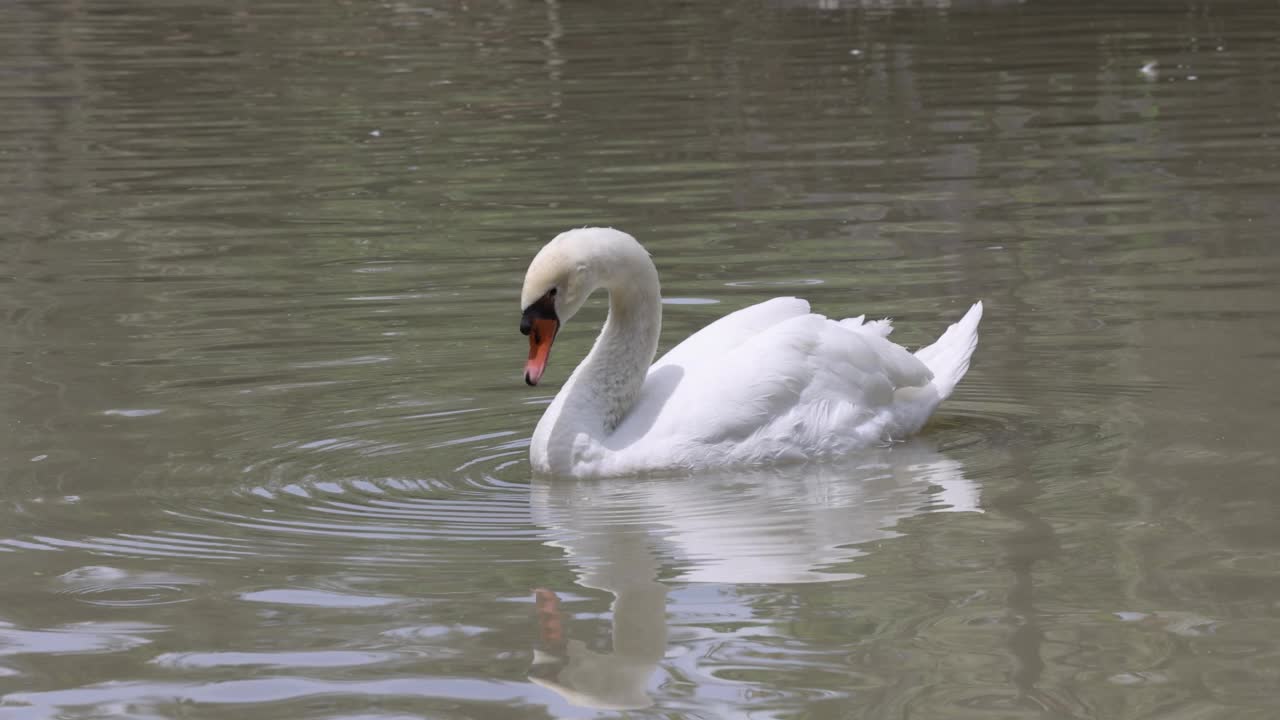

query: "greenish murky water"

left=3, top=1, right=1280, bottom=717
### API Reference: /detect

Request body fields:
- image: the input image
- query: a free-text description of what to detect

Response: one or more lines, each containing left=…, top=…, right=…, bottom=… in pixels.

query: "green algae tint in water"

left=3, top=1, right=1280, bottom=718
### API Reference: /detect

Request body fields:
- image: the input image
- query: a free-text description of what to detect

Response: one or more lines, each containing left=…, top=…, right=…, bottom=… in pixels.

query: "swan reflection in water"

left=525, top=440, right=980, bottom=710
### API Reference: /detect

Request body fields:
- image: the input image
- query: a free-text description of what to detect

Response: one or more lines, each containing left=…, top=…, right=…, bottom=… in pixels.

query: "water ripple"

left=56, top=566, right=203, bottom=607
left=0, top=621, right=163, bottom=658
left=151, top=650, right=401, bottom=670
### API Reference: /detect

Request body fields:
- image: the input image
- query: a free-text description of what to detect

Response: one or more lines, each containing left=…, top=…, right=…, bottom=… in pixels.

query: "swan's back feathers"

left=913, top=301, right=983, bottom=399
left=650, top=297, right=809, bottom=373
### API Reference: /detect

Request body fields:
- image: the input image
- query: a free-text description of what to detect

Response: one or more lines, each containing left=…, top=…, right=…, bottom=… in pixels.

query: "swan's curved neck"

left=529, top=232, right=662, bottom=475
left=571, top=270, right=661, bottom=433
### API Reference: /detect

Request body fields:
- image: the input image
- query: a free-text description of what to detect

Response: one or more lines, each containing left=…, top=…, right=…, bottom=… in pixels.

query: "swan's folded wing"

left=649, top=297, right=810, bottom=373
left=616, top=313, right=934, bottom=463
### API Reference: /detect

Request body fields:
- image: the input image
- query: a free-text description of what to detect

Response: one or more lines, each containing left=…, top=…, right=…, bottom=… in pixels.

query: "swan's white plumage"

left=522, top=228, right=982, bottom=478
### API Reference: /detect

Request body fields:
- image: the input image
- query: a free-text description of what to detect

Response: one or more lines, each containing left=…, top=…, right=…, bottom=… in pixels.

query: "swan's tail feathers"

left=914, top=301, right=983, bottom=399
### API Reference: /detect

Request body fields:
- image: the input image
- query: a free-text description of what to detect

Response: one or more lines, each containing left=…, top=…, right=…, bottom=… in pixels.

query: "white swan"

left=520, top=228, right=983, bottom=478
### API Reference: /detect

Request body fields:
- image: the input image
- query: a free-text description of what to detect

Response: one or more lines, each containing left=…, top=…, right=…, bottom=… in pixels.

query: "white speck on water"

left=240, top=588, right=401, bottom=608
left=726, top=278, right=825, bottom=288
left=369, top=129, right=381, bottom=137
left=1140, top=61, right=1159, bottom=78
left=1187, top=75, right=1198, bottom=81
left=849, top=49, right=863, bottom=56
left=1110, top=671, right=1169, bottom=686
left=103, top=409, right=165, bottom=418
left=987, top=245, right=1004, bottom=250
left=662, top=297, right=720, bottom=305
left=30, top=454, right=48, bottom=462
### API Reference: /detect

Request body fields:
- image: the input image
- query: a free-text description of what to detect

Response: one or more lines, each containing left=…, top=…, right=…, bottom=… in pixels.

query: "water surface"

left=3, top=1, right=1280, bottom=718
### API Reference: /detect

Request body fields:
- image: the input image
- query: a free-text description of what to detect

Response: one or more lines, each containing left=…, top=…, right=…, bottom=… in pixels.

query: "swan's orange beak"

left=524, top=317, right=558, bottom=386
left=521, top=292, right=560, bottom=386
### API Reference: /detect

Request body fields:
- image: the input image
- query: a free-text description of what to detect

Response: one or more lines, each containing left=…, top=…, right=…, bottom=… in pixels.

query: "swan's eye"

left=521, top=291, right=559, bottom=336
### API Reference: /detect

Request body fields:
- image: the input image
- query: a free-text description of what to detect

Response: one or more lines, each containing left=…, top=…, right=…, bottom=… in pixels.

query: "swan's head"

left=520, top=229, right=612, bottom=385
